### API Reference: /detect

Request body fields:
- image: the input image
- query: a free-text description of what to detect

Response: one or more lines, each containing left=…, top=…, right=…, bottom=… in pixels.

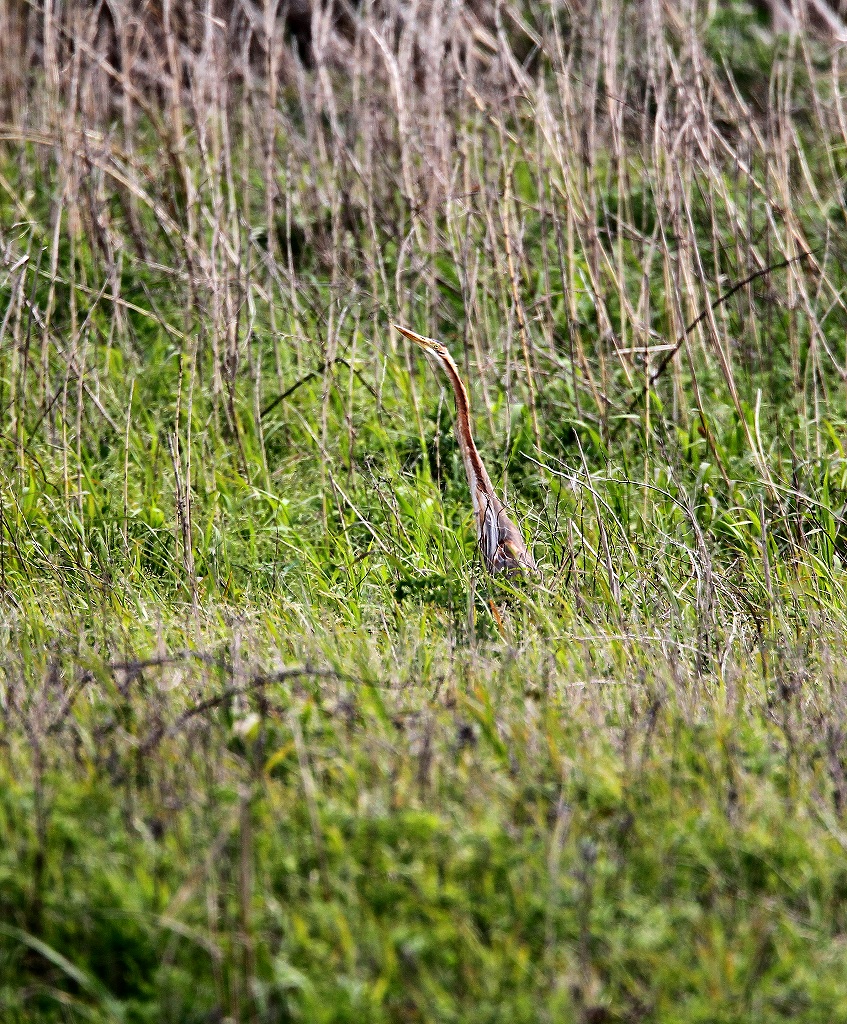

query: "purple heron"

left=393, top=324, right=536, bottom=576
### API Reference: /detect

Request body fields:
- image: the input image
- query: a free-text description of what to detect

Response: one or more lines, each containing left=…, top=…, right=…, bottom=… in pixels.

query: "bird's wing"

left=480, top=495, right=502, bottom=571
left=479, top=496, right=535, bottom=574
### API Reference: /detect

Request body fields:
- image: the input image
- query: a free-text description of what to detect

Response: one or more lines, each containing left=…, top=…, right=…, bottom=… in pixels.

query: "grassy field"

left=3, top=0, right=847, bottom=1020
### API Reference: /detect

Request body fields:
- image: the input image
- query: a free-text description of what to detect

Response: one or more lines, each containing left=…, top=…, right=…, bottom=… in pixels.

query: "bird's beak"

left=392, top=323, right=440, bottom=352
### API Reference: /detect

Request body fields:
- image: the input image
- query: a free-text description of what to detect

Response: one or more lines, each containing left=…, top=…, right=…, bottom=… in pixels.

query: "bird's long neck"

left=437, top=350, right=501, bottom=514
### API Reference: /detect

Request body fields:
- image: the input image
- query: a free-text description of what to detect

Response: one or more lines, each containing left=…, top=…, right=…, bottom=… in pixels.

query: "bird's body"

left=393, top=324, right=536, bottom=576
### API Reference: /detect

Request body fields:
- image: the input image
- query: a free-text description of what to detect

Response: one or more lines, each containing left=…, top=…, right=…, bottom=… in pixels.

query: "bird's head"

left=392, top=324, right=451, bottom=361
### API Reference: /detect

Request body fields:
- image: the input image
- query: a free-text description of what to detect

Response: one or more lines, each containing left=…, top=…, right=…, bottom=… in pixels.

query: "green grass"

left=3, top=0, right=847, bottom=1020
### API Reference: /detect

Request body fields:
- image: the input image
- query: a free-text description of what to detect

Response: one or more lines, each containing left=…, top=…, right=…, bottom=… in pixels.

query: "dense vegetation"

left=3, top=1, right=847, bottom=1019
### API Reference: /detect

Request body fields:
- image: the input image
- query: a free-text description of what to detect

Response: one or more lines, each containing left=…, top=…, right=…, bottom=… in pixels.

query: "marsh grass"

left=3, top=0, right=847, bottom=1020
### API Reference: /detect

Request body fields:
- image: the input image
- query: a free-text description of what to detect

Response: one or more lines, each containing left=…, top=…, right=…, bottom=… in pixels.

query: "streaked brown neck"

left=435, top=348, right=500, bottom=511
